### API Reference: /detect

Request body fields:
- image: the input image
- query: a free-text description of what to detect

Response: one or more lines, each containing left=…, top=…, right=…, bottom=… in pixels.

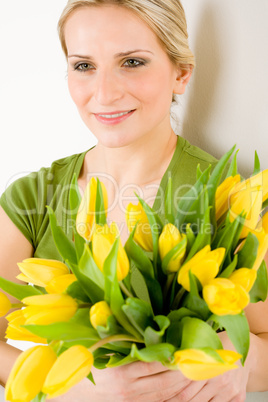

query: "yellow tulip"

left=76, top=177, right=108, bottom=241
left=229, top=268, right=257, bottom=292
left=230, top=169, right=268, bottom=204
left=203, top=278, right=250, bottom=315
left=178, top=245, right=225, bottom=292
left=173, top=348, right=241, bottom=381
left=0, top=292, right=11, bottom=317
left=22, top=294, right=78, bottom=325
left=159, top=224, right=187, bottom=273
left=228, top=170, right=268, bottom=239
left=45, top=274, right=77, bottom=294
left=248, top=211, right=268, bottom=271
left=5, top=345, right=57, bottom=402
left=90, top=301, right=113, bottom=329
left=92, top=223, right=129, bottom=281
left=215, top=174, right=241, bottom=221
left=126, top=202, right=153, bottom=252
left=17, top=258, right=69, bottom=287
left=5, top=310, right=47, bottom=343
left=43, top=345, right=94, bottom=399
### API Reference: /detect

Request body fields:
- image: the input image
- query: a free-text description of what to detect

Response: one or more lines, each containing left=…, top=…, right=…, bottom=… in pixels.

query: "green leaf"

left=165, top=178, right=175, bottom=224
left=185, top=224, right=195, bottom=254
left=95, top=178, right=107, bottom=225
left=219, top=255, right=238, bottom=278
left=226, top=150, right=239, bottom=178
left=125, top=229, right=163, bottom=314
left=0, top=276, right=42, bottom=300
left=122, top=298, right=154, bottom=336
left=136, top=195, right=163, bottom=269
left=253, top=151, right=261, bottom=175
left=79, top=244, right=105, bottom=289
left=196, top=164, right=202, bottom=180
left=47, top=206, right=77, bottom=265
left=209, top=312, right=250, bottom=364
left=180, top=317, right=222, bottom=349
left=212, top=217, right=241, bottom=269
left=237, top=233, right=259, bottom=269
left=69, top=174, right=85, bottom=260
left=68, top=260, right=104, bottom=304
left=166, top=308, right=198, bottom=348
left=144, top=315, right=170, bottom=346
left=65, top=280, right=91, bottom=303
left=131, top=343, right=175, bottom=363
left=103, top=239, right=142, bottom=340
left=24, top=322, right=99, bottom=342
left=182, top=273, right=211, bottom=321
left=250, top=260, right=268, bottom=302
left=184, top=206, right=211, bottom=262
left=175, top=165, right=211, bottom=227
left=107, top=353, right=137, bottom=368
left=207, top=144, right=236, bottom=206
left=161, top=237, right=187, bottom=275
left=125, top=229, right=154, bottom=279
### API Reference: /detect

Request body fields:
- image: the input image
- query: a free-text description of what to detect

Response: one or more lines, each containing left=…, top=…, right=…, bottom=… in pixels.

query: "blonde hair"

left=57, top=0, right=195, bottom=70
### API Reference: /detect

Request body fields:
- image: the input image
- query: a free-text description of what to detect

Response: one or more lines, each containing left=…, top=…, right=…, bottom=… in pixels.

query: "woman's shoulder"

left=179, top=136, right=218, bottom=166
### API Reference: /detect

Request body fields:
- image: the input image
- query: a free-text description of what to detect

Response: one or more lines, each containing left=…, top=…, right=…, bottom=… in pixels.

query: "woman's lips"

left=94, top=110, right=135, bottom=125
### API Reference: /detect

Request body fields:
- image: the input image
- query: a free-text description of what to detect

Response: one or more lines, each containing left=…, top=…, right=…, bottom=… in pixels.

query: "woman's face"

left=65, top=5, right=188, bottom=148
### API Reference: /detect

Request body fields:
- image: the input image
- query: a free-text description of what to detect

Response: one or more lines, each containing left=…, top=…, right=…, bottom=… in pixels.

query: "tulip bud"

left=17, top=258, right=69, bottom=287
left=229, top=268, right=257, bottom=292
left=159, top=224, right=186, bottom=273
left=90, top=301, right=113, bottom=329
left=126, top=202, right=153, bottom=252
left=5, top=310, right=47, bottom=344
left=178, top=245, right=225, bottom=292
left=173, top=348, right=241, bottom=381
left=22, top=294, right=78, bottom=325
left=76, top=177, right=108, bottom=241
left=92, top=223, right=129, bottom=281
left=229, top=183, right=262, bottom=239
left=5, top=345, right=57, bottom=402
left=0, top=292, right=11, bottom=317
left=43, top=345, right=94, bottom=399
left=215, top=175, right=241, bottom=221
left=45, top=274, right=77, bottom=294
left=203, top=277, right=250, bottom=315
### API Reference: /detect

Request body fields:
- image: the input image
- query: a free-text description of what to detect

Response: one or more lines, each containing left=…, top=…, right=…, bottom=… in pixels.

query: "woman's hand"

left=164, top=367, right=248, bottom=401
left=165, top=331, right=249, bottom=402
left=49, top=361, right=191, bottom=402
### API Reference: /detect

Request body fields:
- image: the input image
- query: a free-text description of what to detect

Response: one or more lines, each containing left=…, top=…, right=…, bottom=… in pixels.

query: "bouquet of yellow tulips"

left=1, top=145, right=268, bottom=402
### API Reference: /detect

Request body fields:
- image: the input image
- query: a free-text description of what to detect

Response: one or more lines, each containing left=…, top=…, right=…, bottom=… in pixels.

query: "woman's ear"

left=173, top=65, right=193, bottom=95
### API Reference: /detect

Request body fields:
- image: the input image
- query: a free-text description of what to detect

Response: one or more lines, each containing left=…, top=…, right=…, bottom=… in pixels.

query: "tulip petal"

left=43, top=346, right=93, bottom=399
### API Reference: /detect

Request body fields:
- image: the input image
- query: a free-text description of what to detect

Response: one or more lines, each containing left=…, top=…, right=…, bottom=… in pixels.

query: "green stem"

left=89, top=334, right=144, bottom=353
left=119, top=282, right=134, bottom=298
left=171, top=287, right=186, bottom=309
left=163, top=273, right=175, bottom=300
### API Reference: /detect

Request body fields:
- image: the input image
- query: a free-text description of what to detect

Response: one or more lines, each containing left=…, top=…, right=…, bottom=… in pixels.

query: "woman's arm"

left=0, top=207, right=34, bottom=386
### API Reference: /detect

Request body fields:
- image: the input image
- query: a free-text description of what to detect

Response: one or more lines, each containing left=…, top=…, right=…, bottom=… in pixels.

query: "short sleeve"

left=0, top=171, right=47, bottom=248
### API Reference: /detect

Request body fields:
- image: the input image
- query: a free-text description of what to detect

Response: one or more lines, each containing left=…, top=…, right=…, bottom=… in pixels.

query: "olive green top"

left=0, top=136, right=217, bottom=260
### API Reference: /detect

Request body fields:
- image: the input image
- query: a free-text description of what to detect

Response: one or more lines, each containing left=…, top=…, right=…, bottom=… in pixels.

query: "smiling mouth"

left=96, top=110, right=134, bottom=119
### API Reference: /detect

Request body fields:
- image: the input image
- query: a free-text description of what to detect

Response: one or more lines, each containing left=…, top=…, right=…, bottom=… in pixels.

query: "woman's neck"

left=82, top=128, right=178, bottom=189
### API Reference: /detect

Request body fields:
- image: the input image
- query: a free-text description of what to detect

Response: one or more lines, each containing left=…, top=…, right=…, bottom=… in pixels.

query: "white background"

left=0, top=1, right=268, bottom=401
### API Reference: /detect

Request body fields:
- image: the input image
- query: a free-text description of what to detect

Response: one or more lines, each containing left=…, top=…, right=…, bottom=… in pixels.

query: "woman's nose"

left=93, top=70, right=124, bottom=105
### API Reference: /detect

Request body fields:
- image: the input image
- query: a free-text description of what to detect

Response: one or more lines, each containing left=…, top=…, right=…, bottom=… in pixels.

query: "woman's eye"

left=123, top=59, right=145, bottom=68
left=74, top=63, right=93, bottom=72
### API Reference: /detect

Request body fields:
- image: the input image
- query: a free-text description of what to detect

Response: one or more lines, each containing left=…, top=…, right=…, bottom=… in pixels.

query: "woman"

left=0, top=1, right=268, bottom=400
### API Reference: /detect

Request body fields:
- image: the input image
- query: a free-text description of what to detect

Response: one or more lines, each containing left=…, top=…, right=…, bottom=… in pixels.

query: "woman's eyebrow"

left=68, top=49, right=154, bottom=58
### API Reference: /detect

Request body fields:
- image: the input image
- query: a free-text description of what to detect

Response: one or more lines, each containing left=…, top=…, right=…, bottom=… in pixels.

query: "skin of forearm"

left=0, top=340, right=21, bottom=386
left=246, top=332, right=268, bottom=392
